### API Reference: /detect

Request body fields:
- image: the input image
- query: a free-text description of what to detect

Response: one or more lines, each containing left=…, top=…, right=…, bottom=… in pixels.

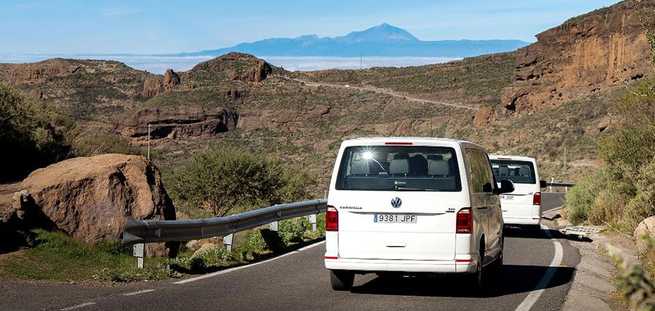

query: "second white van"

left=489, top=155, right=544, bottom=228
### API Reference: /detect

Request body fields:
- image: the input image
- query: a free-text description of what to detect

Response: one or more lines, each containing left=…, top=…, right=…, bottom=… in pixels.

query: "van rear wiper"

left=394, top=186, right=437, bottom=191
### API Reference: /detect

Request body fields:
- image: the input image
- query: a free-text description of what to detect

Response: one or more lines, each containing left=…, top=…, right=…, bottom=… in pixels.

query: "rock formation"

left=501, top=0, right=655, bottom=113
left=185, top=52, right=273, bottom=84
left=163, top=69, right=181, bottom=91
left=121, top=106, right=238, bottom=139
left=12, top=154, right=176, bottom=244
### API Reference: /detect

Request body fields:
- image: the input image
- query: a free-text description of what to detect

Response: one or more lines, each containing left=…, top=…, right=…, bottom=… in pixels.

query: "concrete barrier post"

left=270, top=221, right=278, bottom=232
left=133, top=243, right=144, bottom=269
left=308, top=214, right=317, bottom=232
left=224, top=233, right=233, bottom=252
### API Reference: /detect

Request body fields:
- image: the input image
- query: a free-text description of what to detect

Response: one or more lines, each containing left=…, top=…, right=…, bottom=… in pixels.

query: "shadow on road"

left=503, top=226, right=566, bottom=240
left=351, top=264, right=575, bottom=298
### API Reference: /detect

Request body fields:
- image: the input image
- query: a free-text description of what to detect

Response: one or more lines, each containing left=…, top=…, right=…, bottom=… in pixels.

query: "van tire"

left=472, top=246, right=489, bottom=296
left=330, top=270, right=354, bottom=291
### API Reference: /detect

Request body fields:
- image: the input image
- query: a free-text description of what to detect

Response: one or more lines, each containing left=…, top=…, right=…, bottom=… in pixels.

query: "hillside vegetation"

left=566, top=78, right=655, bottom=232
left=0, top=83, right=71, bottom=182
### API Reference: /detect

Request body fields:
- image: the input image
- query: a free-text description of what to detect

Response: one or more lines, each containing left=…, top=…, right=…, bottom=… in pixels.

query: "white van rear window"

left=491, top=160, right=536, bottom=184
left=335, top=146, right=461, bottom=192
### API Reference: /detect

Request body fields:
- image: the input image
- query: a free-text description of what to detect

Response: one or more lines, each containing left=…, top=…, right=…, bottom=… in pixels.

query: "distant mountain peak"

left=180, top=23, right=528, bottom=58
left=339, top=23, right=419, bottom=43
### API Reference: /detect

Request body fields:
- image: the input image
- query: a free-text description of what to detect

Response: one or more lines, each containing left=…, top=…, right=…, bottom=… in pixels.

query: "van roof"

left=341, top=137, right=483, bottom=149
left=489, top=154, right=537, bottom=162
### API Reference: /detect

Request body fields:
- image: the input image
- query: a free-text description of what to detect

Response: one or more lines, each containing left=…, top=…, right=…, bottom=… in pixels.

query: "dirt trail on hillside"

left=276, top=76, right=479, bottom=111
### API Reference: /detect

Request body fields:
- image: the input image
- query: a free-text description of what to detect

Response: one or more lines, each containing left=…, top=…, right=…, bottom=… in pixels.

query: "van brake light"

left=533, top=192, right=542, bottom=206
left=456, top=208, right=472, bottom=234
left=326, top=206, right=338, bottom=231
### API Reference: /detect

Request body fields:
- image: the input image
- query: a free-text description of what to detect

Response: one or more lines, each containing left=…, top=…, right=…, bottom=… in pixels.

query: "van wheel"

left=472, top=247, right=489, bottom=296
left=491, top=238, right=504, bottom=277
left=330, top=270, right=354, bottom=291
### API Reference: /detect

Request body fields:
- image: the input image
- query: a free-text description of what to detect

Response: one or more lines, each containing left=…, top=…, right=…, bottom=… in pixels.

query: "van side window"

left=465, top=149, right=494, bottom=193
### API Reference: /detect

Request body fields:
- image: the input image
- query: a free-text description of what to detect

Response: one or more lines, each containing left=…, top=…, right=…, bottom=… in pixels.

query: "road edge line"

left=514, top=225, right=564, bottom=311
left=174, top=240, right=326, bottom=285
left=60, top=302, right=96, bottom=310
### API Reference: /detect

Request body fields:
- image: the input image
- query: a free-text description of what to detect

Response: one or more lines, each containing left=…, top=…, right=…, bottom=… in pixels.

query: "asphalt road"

left=3, top=193, right=577, bottom=311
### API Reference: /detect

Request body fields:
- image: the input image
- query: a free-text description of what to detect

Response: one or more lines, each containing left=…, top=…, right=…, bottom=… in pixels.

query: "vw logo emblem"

left=391, top=197, right=402, bottom=208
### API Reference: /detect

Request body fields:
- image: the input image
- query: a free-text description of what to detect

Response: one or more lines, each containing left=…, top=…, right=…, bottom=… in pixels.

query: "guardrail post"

left=270, top=221, right=279, bottom=232
left=133, top=243, right=144, bottom=269
left=223, top=234, right=233, bottom=252
left=549, top=178, right=554, bottom=192
left=307, top=214, right=317, bottom=232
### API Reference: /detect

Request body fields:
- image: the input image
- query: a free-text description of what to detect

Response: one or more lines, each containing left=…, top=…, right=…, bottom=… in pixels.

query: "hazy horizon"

left=0, top=0, right=621, bottom=55
left=0, top=54, right=460, bottom=74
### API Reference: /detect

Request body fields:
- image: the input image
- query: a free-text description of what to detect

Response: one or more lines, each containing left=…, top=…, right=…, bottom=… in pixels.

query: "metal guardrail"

left=122, top=199, right=327, bottom=245
left=546, top=181, right=575, bottom=188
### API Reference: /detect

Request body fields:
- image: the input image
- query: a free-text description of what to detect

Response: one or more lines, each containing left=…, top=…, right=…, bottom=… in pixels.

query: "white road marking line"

left=174, top=241, right=326, bottom=285
left=514, top=225, right=564, bottom=311
left=60, top=302, right=96, bottom=310
left=123, top=289, right=156, bottom=296
left=295, top=240, right=326, bottom=252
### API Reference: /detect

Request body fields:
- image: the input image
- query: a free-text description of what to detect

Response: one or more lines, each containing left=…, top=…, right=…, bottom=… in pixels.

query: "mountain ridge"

left=176, top=23, right=529, bottom=58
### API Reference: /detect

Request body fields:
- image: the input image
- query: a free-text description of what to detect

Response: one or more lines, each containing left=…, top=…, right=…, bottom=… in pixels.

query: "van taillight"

left=533, top=192, right=542, bottom=206
left=326, top=206, right=338, bottom=231
left=456, top=208, right=472, bottom=234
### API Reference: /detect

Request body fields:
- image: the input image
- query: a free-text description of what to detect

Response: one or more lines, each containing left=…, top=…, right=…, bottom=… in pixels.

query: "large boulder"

left=634, top=216, right=655, bottom=254
left=16, top=154, right=176, bottom=244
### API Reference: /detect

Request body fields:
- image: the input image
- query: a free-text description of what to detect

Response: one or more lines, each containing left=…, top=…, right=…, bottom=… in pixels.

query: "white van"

left=489, top=155, right=544, bottom=228
left=324, top=137, right=514, bottom=291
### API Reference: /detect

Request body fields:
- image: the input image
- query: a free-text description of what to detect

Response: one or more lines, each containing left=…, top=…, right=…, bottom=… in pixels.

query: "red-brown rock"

left=17, top=154, right=175, bottom=243
left=501, top=0, right=655, bottom=113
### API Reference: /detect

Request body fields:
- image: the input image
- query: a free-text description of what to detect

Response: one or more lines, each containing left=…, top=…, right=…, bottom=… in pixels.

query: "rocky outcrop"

left=186, top=53, right=273, bottom=84
left=163, top=69, right=181, bottom=90
left=635, top=216, right=655, bottom=253
left=142, top=76, right=163, bottom=97
left=473, top=105, right=495, bottom=128
left=121, top=106, right=238, bottom=139
left=14, top=154, right=176, bottom=244
left=501, top=0, right=655, bottom=113
left=142, top=69, right=181, bottom=97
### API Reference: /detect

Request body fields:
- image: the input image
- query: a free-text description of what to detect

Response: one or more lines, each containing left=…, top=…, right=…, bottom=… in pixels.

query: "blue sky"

left=0, top=0, right=621, bottom=54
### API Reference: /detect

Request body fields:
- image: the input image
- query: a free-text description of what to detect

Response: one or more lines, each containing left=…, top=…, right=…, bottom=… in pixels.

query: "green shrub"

left=566, top=170, right=607, bottom=225
left=0, top=83, right=72, bottom=181
left=588, top=180, right=633, bottom=229
left=598, top=125, right=655, bottom=180
left=167, top=146, right=313, bottom=216
left=278, top=218, right=310, bottom=245
left=625, top=159, right=655, bottom=230
left=244, top=230, right=267, bottom=254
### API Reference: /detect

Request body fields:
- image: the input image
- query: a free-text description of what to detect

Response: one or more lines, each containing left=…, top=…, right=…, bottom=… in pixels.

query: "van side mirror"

left=540, top=180, right=547, bottom=188
left=495, top=180, right=514, bottom=194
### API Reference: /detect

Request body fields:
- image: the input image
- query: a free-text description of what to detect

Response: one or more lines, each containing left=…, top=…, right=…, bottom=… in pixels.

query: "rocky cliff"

left=501, top=0, right=655, bottom=113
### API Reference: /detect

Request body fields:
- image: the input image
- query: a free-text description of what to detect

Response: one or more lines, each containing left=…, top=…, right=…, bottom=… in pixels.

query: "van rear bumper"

left=325, top=258, right=476, bottom=273
left=503, top=216, right=541, bottom=225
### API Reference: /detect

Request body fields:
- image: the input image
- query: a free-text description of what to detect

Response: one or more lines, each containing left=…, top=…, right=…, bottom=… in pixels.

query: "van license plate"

left=374, top=214, right=417, bottom=224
